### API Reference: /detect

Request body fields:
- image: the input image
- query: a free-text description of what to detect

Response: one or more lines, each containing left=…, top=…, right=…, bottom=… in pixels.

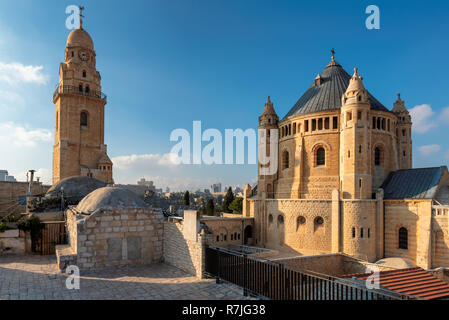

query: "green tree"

left=229, top=197, right=243, bottom=214
left=206, top=199, right=215, bottom=216
left=223, top=187, right=234, bottom=213
left=184, top=191, right=190, bottom=206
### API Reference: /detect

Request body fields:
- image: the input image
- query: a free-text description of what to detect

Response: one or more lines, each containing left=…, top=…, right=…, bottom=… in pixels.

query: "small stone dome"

left=67, top=28, right=94, bottom=50
left=46, top=176, right=106, bottom=199
left=375, top=257, right=416, bottom=269
left=76, top=187, right=147, bottom=213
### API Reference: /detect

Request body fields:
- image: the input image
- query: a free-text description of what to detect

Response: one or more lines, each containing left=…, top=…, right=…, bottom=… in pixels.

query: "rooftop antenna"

left=79, top=6, right=85, bottom=29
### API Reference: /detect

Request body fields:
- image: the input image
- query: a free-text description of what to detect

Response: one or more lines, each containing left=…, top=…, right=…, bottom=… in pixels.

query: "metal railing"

left=53, top=85, right=107, bottom=102
left=205, top=245, right=411, bottom=300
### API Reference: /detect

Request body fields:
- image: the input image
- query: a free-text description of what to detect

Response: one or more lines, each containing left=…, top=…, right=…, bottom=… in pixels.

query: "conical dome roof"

left=283, top=60, right=389, bottom=119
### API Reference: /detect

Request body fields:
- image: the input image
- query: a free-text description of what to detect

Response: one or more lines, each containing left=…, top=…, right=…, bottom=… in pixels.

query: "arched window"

left=316, top=147, right=325, bottom=166
left=375, top=147, right=381, bottom=166
left=277, top=215, right=284, bottom=227
left=296, top=216, right=306, bottom=231
left=85, top=85, right=90, bottom=93
left=268, top=214, right=273, bottom=224
left=352, top=227, right=356, bottom=238
left=80, top=112, right=88, bottom=127
left=79, top=84, right=83, bottom=92
left=314, top=216, right=324, bottom=232
left=283, top=151, right=289, bottom=169
left=82, top=70, right=86, bottom=78
left=399, top=227, right=408, bottom=249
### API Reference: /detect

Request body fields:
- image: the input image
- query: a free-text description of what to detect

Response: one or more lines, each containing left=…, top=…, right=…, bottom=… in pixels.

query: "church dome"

left=76, top=187, right=147, bottom=213
left=66, top=28, right=94, bottom=50
left=46, top=176, right=106, bottom=199
left=282, top=59, right=389, bottom=119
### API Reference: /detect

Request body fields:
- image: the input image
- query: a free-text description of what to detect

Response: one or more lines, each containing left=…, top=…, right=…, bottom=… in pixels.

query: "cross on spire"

left=79, top=6, right=85, bottom=29
left=331, top=48, right=335, bottom=61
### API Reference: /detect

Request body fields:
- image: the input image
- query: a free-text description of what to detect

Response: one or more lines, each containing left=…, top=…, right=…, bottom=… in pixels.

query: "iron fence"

left=205, top=245, right=410, bottom=300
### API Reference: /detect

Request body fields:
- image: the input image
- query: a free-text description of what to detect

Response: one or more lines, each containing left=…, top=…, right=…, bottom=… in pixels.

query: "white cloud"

left=0, top=122, right=52, bottom=147
left=409, top=104, right=438, bottom=133
left=0, top=62, right=48, bottom=85
left=418, top=144, right=441, bottom=156
left=112, top=153, right=181, bottom=170
left=440, top=107, right=449, bottom=124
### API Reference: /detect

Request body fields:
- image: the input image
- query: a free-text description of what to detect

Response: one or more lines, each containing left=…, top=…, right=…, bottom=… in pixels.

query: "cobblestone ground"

left=0, top=254, right=251, bottom=300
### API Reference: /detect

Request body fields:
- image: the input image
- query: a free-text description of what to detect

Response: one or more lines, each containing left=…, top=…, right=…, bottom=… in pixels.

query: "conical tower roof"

left=260, top=96, right=277, bottom=116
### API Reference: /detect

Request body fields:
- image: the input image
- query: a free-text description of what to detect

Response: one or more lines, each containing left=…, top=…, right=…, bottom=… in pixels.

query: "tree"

left=223, top=187, right=234, bottom=213
left=229, top=197, right=243, bottom=214
left=184, top=191, right=190, bottom=206
left=206, top=199, right=215, bottom=216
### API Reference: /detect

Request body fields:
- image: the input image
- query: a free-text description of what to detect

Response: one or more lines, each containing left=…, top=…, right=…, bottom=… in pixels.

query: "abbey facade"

left=52, top=23, right=113, bottom=185
left=243, top=56, right=449, bottom=269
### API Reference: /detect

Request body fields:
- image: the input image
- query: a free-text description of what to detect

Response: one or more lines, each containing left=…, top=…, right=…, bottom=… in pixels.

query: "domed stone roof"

left=76, top=187, right=147, bottom=213
left=375, top=257, right=416, bottom=269
left=283, top=59, right=389, bottom=119
left=46, top=176, right=106, bottom=199
left=66, top=28, right=94, bottom=50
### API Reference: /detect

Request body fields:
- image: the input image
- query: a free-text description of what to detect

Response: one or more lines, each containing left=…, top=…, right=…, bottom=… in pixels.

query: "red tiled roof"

left=343, top=267, right=449, bottom=300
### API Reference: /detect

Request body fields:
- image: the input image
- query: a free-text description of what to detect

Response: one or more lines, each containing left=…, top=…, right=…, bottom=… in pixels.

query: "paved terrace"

left=0, top=254, right=250, bottom=300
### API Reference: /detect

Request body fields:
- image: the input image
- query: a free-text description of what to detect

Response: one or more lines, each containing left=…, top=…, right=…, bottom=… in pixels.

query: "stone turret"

left=340, top=68, right=372, bottom=199
left=392, top=94, right=412, bottom=169
left=258, top=96, right=278, bottom=199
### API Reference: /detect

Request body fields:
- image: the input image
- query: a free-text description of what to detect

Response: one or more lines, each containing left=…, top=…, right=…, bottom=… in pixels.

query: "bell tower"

left=258, top=96, right=279, bottom=199
left=392, top=94, right=412, bottom=170
left=340, top=68, right=372, bottom=199
left=52, top=11, right=113, bottom=185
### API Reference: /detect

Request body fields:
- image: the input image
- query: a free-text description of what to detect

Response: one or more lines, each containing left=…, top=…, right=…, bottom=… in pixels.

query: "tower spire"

left=331, top=48, right=335, bottom=61
left=79, top=6, right=85, bottom=29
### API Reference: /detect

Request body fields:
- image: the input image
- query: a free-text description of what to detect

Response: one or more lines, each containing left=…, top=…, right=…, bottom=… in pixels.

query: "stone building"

left=243, top=54, right=449, bottom=269
left=52, top=20, right=113, bottom=185
left=57, top=187, right=164, bottom=270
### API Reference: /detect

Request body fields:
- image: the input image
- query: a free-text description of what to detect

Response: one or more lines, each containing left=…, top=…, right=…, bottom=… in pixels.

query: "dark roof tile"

left=381, top=166, right=447, bottom=200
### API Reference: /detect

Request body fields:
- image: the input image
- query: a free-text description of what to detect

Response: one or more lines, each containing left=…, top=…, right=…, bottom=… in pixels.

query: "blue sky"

left=1, top=0, right=449, bottom=190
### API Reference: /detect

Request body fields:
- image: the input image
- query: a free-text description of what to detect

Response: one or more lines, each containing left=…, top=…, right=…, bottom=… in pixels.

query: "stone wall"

left=200, top=217, right=254, bottom=247
left=433, top=212, right=449, bottom=268
left=0, top=181, right=49, bottom=217
left=163, top=219, right=207, bottom=278
left=276, top=253, right=397, bottom=277
left=63, top=207, right=163, bottom=270
left=264, top=199, right=333, bottom=253
left=384, top=200, right=432, bottom=268
left=341, top=199, right=377, bottom=262
left=0, top=229, right=25, bottom=254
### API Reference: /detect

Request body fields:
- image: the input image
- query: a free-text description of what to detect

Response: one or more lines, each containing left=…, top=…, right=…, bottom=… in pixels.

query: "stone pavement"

left=0, top=254, right=251, bottom=300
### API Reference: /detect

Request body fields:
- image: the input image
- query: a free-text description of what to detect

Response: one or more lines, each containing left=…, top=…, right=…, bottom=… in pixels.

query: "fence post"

left=243, top=253, right=248, bottom=296
left=216, top=247, right=220, bottom=284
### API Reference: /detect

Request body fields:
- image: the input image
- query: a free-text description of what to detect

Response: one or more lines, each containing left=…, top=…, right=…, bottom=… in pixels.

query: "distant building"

left=137, top=178, right=155, bottom=191
left=166, top=187, right=170, bottom=193
left=0, top=170, right=16, bottom=182
left=210, top=182, right=222, bottom=193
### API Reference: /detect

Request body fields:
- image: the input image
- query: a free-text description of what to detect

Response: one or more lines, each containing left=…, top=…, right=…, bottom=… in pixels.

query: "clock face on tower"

left=79, top=50, right=90, bottom=61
